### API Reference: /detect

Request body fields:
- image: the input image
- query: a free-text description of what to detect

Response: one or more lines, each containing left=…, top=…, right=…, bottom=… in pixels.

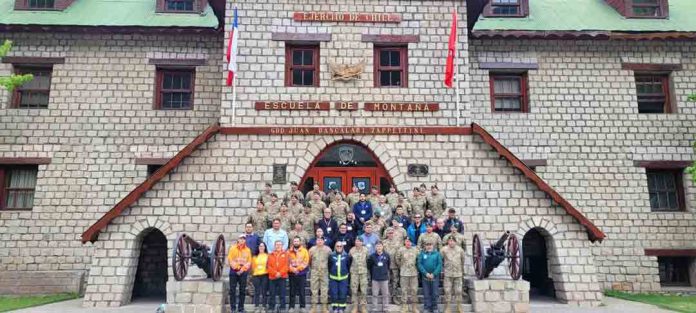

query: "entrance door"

left=301, top=141, right=393, bottom=196
left=522, top=228, right=555, bottom=298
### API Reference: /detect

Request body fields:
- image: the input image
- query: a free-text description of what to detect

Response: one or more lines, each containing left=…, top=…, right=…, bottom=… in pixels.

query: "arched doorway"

left=522, top=228, right=555, bottom=298
left=301, top=141, right=394, bottom=195
left=132, top=228, right=167, bottom=301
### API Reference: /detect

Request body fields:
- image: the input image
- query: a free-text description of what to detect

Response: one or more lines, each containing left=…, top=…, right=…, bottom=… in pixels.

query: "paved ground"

left=7, top=297, right=673, bottom=313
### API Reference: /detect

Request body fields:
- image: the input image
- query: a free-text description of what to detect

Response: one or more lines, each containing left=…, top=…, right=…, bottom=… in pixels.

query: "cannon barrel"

left=492, top=231, right=511, bottom=250
left=182, top=234, right=207, bottom=250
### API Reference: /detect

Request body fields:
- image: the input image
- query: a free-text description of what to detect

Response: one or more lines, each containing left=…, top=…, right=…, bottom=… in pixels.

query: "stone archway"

left=132, top=228, right=167, bottom=300
left=523, top=228, right=555, bottom=298
left=516, top=219, right=564, bottom=301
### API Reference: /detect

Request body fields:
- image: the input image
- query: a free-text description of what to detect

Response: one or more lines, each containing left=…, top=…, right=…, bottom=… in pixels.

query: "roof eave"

left=471, top=29, right=696, bottom=40
left=0, top=24, right=221, bottom=34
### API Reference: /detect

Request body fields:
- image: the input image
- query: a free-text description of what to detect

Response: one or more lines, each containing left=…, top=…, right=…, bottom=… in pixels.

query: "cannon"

left=171, top=233, right=226, bottom=281
left=471, top=231, right=521, bottom=280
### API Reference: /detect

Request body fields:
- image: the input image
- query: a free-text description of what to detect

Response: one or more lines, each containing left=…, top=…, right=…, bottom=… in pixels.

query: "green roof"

left=473, top=0, right=696, bottom=33
left=0, top=0, right=218, bottom=28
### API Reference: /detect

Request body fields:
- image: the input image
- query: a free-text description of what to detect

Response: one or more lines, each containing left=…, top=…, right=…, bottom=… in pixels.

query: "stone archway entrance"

left=522, top=228, right=555, bottom=298
left=132, top=228, right=167, bottom=300
left=301, top=140, right=394, bottom=195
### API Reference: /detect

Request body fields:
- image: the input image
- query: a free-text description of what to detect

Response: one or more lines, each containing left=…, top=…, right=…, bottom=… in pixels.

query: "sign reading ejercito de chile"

left=293, top=12, right=402, bottom=23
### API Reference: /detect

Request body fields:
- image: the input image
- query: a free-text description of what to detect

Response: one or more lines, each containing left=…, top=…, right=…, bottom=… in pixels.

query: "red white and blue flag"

left=226, top=7, right=239, bottom=86
left=444, top=8, right=457, bottom=88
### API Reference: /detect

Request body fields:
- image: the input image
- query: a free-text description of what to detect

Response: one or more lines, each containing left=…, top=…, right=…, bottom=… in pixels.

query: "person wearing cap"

left=334, top=223, right=354, bottom=252
left=228, top=234, right=253, bottom=313
left=418, top=223, right=442, bottom=251
left=374, top=195, right=392, bottom=222
left=385, top=185, right=399, bottom=209
left=345, top=185, right=361, bottom=209
left=268, top=240, right=290, bottom=313
left=384, top=218, right=408, bottom=244
left=283, top=181, right=305, bottom=206
left=426, top=185, right=447, bottom=218
left=308, top=236, right=332, bottom=313
left=261, top=182, right=273, bottom=207
left=440, top=236, right=466, bottom=313
left=317, top=208, right=339, bottom=244
left=328, top=241, right=352, bottom=313
left=409, top=187, right=426, bottom=217
left=407, top=214, right=427, bottom=246
left=328, top=192, right=350, bottom=225
left=287, top=194, right=306, bottom=217
left=288, top=237, right=310, bottom=313
left=367, top=185, right=381, bottom=208
left=443, top=209, right=464, bottom=234
left=251, top=242, right=270, bottom=313
left=248, top=200, right=269, bottom=238
left=396, top=238, right=420, bottom=313
left=266, top=193, right=282, bottom=216
left=352, top=193, right=372, bottom=227
left=367, top=242, right=391, bottom=312
left=348, top=237, right=369, bottom=313
left=305, top=183, right=326, bottom=205
left=382, top=228, right=402, bottom=305
left=264, top=219, right=289, bottom=253
left=442, top=225, right=466, bottom=253
left=417, top=242, right=442, bottom=313
left=309, top=192, right=328, bottom=218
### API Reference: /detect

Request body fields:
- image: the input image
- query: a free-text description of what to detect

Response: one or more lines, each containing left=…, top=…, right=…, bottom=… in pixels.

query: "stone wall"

left=82, top=133, right=601, bottom=307
left=0, top=32, right=222, bottom=292
left=470, top=39, right=696, bottom=291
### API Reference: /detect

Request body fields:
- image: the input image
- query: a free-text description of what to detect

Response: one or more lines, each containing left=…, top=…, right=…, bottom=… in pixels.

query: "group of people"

left=227, top=182, right=468, bottom=313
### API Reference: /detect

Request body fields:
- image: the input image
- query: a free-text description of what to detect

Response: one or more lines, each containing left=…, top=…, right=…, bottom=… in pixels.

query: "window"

left=489, top=73, right=529, bottom=112
left=155, top=68, right=194, bottom=110
left=485, top=0, right=528, bottom=17
left=630, top=0, right=667, bottom=18
left=27, top=0, right=54, bottom=9
left=147, top=165, right=163, bottom=178
left=285, top=45, right=319, bottom=87
left=12, top=66, right=52, bottom=109
left=374, top=46, right=407, bottom=88
left=658, top=257, right=691, bottom=286
left=164, top=0, right=194, bottom=11
left=0, top=166, right=38, bottom=210
left=646, top=169, right=685, bottom=212
left=635, top=74, right=671, bottom=113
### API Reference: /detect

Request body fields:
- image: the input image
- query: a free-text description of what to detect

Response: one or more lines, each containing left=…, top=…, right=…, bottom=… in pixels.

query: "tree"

left=0, top=40, right=33, bottom=91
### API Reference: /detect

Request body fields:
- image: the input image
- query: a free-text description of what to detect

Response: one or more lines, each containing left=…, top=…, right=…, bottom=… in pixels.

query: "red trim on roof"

left=80, top=122, right=220, bottom=243
left=471, top=123, right=606, bottom=242
left=471, top=30, right=696, bottom=40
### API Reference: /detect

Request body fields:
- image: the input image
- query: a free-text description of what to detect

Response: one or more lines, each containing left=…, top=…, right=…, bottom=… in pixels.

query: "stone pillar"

left=166, top=279, right=225, bottom=313
left=466, top=278, right=530, bottom=313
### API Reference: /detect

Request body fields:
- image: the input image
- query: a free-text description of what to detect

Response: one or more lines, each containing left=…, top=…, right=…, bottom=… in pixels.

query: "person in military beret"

left=385, top=185, right=399, bottom=210
left=260, top=182, right=273, bottom=207
left=306, top=183, right=326, bottom=205
left=283, top=181, right=305, bottom=206
left=266, top=193, right=282, bottom=216
left=426, top=184, right=447, bottom=218
left=409, top=187, right=426, bottom=217
left=346, top=185, right=362, bottom=209
left=367, top=185, right=381, bottom=208
left=248, top=200, right=269, bottom=238
left=440, top=236, right=466, bottom=313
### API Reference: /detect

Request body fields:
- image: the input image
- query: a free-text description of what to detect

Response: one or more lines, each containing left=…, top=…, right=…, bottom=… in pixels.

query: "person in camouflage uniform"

left=396, top=238, right=420, bottom=313
left=308, top=192, right=328, bottom=218
left=289, top=221, right=311, bottom=246
left=384, top=218, right=408, bottom=244
left=382, top=228, right=402, bottom=305
left=374, top=195, right=392, bottom=222
left=294, top=205, right=317, bottom=233
left=260, top=182, right=273, bottom=207
left=308, top=236, right=332, bottom=313
left=368, top=211, right=386, bottom=238
left=385, top=185, right=399, bottom=209
left=305, top=184, right=326, bottom=204
left=417, top=223, right=442, bottom=251
left=283, top=181, right=305, bottom=205
left=349, top=237, right=369, bottom=313
left=346, top=185, right=361, bottom=209
left=442, top=225, right=468, bottom=303
left=326, top=185, right=346, bottom=205
left=287, top=194, right=305, bottom=216
left=248, top=201, right=269, bottom=237
left=329, top=193, right=350, bottom=225
left=440, top=236, right=466, bottom=313
left=366, top=186, right=381, bottom=208
left=409, top=187, right=426, bottom=216
left=275, top=204, right=293, bottom=231
left=265, top=193, right=282, bottom=216
left=396, top=192, right=413, bottom=217
left=426, top=185, right=447, bottom=218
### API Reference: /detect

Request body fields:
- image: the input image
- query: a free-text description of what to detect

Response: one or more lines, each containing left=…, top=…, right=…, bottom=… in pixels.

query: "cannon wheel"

left=210, top=234, right=226, bottom=281
left=472, top=234, right=485, bottom=280
left=506, top=234, right=521, bottom=280
left=172, top=233, right=191, bottom=281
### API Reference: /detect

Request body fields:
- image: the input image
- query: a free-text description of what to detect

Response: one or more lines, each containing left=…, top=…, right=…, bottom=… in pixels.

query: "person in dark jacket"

left=352, top=193, right=373, bottom=225
left=345, top=212, right=361, bottom=237
left=307, top=228, right=333, bottom=250
left=334, top=223, right=355, bottom=251
left=417, top=242, right=443, bottom=313
left=367, top=242, right=391, bottom=312
left=244, top=222, right=261, bottom=255
left=328, top=241, right=352, bottom=313
left=443, top=208, right=464, bottom=234
left=317, top=207, right=339, bottom=243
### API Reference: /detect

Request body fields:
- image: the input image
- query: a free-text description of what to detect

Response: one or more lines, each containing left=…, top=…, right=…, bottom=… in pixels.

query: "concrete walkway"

left=7, top=297, right=673, bottom=313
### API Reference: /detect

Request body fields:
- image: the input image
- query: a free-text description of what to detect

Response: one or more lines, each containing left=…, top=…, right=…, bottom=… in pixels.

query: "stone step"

left=223, top=303, right=474, bottom=312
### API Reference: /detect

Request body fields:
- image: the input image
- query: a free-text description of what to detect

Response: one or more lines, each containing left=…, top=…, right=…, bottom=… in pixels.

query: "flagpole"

left=453, top=6, right=460, bottom=127
left=232, top=75, right=237, bottom=125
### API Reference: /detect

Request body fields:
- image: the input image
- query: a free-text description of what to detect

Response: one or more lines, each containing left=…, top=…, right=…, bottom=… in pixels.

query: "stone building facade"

left=0, top=0, right=695, bottom=310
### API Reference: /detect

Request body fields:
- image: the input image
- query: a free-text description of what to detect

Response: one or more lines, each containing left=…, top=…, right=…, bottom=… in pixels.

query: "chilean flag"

left=226, top=7, right=239, bottom=86
left=444, top=8, right=457, bottom=88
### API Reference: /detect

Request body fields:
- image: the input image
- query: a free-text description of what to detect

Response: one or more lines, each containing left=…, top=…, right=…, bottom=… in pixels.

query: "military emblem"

left=338, top=145, right=356, bottom=165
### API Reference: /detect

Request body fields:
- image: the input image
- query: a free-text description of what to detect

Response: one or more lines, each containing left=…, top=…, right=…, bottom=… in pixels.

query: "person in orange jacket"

left=288, top=237, right=310, bottom=312
left=228, top=234, right=253, bottom=313
left=267, top=240, right=290, bottom=313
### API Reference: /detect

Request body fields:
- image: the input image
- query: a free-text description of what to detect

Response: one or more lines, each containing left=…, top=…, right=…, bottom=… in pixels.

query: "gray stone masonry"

left=467, top=278, right=530, bottom=313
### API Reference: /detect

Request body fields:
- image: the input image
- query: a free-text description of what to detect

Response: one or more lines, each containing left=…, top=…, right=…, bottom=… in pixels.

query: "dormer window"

left=483, top=0, right=529, bottom=17
left=630, top=0, right=666, bottom=17
left=28, top=0, right=54, bottom=9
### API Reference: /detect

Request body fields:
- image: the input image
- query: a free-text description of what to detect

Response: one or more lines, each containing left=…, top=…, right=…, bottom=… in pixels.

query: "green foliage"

left=0, top=40, right=34, bottom=91
left=688, top=94, right=696, bottom=102
left=605, top=289, right=696, bottom=313
left=0, top=293, right=78, bottom=312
